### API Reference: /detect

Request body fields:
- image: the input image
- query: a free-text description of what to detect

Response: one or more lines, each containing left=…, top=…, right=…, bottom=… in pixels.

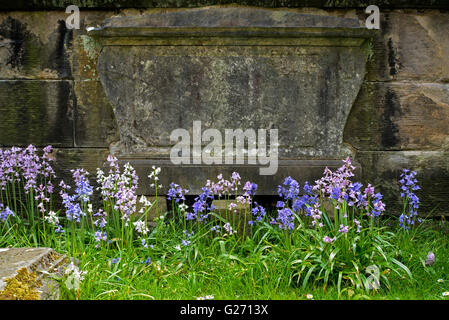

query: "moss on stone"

left=80, top=35, right=102, bottom=60
left=362, top=38, right=374, bottom=63
left=0, top=268, right=41, bottom=300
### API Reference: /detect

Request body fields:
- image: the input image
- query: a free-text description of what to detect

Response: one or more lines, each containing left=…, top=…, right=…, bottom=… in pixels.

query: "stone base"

left=136, top=196, right=168, bottom=227
left=116, top=158, right=362, bottom=196
left=212, top=199, right=251, bottom=236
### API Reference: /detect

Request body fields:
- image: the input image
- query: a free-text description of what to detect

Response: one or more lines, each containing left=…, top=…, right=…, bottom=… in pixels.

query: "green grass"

left=2, top=148, right=445, bottom=300
left=51, top=217, right=448, bottom=300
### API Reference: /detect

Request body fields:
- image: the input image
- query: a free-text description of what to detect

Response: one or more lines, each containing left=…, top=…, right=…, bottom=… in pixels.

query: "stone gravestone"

left=0, top=247, right=67, bottom=300
left=89, top=7, right=371, bottom=195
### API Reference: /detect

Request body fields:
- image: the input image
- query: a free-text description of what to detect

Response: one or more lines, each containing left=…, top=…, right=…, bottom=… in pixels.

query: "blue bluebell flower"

left=112, top=257, right=120, bottom=264
left=277, top=177, right=300, bottom=201
left=0, top=206, right=14, bottom=221
left=399, top=169, right=420, bottom=229
left=276, top=208, right=294, bottom=231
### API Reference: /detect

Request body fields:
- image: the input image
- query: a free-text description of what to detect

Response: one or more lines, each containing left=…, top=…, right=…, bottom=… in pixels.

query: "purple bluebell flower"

left=167, top=182, right=189, bottom=203
left=293, top=182, right=318, bottom=215
left=94, top=230, right=108, bottom=247
left=426, top=252, right=435, bottom=266
left=189, top=185, right=214, bottom=222
left=243, top=181, right=258, bottom=197
left=323, top=236, right=336, bottom=243
left=71, top=168, right=93, bottom=203
left=231, top=172, right=241, bottom=191
left=183, top=230, right=194, bottom=238
left=0, top=205, right=14, bottom=221
left=0, top=145, right=56, bottom=219
left=338, top=224, right=349, bottom=234
left=93, top=209, right=107, bottom=228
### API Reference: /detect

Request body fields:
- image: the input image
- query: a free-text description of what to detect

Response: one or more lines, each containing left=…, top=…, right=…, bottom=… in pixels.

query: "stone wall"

left=0, top=1, right=448, bottom=216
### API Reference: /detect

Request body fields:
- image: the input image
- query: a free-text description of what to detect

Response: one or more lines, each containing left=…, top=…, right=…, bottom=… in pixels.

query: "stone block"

left=366, top=11, right=449, bottom=82
left=92, top=8, right=371, bottom=160
left=0, top=80, right=74, bottom=147
left=2, top=1, right=448, bottom=10
left=0, top=13, right=73, bottom=80
left=345, top=82, right=449, bottom=151
left=356, top=151, right=449, bottom=217
left=74, top=80, right=119, bottom=148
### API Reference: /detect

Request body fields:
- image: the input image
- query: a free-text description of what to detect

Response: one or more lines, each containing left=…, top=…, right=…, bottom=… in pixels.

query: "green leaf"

left=374, top=244, right=388, bottom=261
left=223, top=254, right=246, bottom=265
left=219, top=240, right=226, bottom=255
left=337, top=271, right=343, bottom=297
left=391, top=258, right=413, bottom=279
left=302, top=265, right=317, bottom=289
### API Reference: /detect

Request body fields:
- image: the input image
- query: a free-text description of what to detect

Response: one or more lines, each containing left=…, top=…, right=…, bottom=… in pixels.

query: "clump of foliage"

left=1, top=145, right=425, bottom=299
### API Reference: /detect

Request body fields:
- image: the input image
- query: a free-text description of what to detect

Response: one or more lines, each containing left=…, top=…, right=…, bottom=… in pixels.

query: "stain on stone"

left=387, top=38, right=398, bottom=76
left=0, top=17, right=30, bottom=69
left=48, top=20, right=73, bottom=78
left=381, top=12, right=390, bottom=33
left=54, top=81, right=75, bottom=144
left=319, top=66, right=331, bottom=122
left=0, top=16, right=72, bottom=77
left=382, top=88, right=400, bottom=149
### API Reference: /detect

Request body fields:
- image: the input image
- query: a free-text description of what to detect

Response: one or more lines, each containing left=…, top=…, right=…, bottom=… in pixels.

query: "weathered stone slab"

left=344, top=82, right=449, bottom=151
left=98, top=6, right=361, bottom=29
left=90, top=7, right=372, bottom=186
left=53, top=147, right=109, bottom=172
left=97, top=44, right=367, bottom=159
left=0, top=247, right=67, bottom=300
left=366, top=11, right=449, bottom=82
left=0, top=13, right=73, bottom=80
left=74, top=80, right=119, bottom=147
left=356, top=151, right=449, bottom=217
left=0, top=80, right=74, bottom=147
left=73, top=14, right=112, bottom=82
left=2, top=1, right=449, bottom=10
